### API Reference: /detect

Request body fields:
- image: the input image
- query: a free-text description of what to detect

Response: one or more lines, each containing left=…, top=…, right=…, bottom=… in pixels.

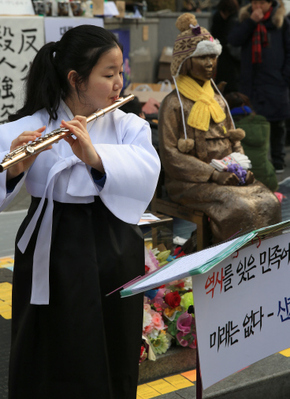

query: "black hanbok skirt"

left=9, top=196, right=144, bottom=399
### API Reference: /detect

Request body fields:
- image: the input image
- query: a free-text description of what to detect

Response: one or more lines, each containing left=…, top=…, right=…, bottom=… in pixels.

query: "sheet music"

left=120, top=219, right=290, bottom=297
left=121, top=232, right=255, bottom=297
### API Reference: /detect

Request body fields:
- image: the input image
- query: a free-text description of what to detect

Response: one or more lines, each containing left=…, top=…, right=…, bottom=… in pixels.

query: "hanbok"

left=0, top=101, right=160, bottom=399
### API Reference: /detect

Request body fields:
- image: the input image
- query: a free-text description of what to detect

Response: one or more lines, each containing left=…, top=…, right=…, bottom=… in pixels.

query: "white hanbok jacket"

left=0, top=101, right=161, bottom=304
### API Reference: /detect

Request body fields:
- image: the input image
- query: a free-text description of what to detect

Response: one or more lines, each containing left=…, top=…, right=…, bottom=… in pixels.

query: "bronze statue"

left=158, top=13, right=281, bottom=243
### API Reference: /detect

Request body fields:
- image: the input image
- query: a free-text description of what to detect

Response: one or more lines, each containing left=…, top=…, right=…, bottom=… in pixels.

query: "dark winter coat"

left=228, top=0, right=290, bottom=121
left=211, top=11, right=241, bottom=94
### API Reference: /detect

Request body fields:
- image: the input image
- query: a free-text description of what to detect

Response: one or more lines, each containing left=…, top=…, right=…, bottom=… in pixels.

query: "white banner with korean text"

left=192, top=231, right=290, bottom=390
left=0, top=16, right=44, bottom=123
left=0, top=16, right=104, bottom=124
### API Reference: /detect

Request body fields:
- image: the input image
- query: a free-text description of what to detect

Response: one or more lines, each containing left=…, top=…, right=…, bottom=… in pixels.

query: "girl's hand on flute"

left=61, top=116, right=104, bottom=174
left=7, top=126, right=51, bottom=180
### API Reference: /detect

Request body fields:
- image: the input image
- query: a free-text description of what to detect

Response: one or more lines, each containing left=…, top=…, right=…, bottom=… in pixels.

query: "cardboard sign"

left=115, top=1, right=125, bottom=18
left=92, top=0, right=104, bottom=16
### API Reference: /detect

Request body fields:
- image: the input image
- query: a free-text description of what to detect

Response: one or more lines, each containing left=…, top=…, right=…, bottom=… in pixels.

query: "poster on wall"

left=110, top=29, right=130, bottom=90
left=44, top=17, right=103, bottom=43
left=0, top=17, right=44, bottom=124
left=0, top=0, right=34, bottom=15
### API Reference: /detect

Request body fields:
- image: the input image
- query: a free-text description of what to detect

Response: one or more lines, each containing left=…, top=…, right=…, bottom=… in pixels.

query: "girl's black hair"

left=9, top=25, right=123, bottom=122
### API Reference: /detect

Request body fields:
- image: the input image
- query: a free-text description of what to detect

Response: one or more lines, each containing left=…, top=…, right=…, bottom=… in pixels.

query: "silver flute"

left=0, top=94, right=135, bottom=173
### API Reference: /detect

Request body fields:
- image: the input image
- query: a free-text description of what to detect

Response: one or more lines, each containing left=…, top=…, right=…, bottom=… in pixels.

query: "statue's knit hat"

left=171, top=13, right=222, bottom=77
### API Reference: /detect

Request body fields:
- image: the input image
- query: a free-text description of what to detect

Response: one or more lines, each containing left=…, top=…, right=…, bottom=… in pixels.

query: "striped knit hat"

left=171, top=13, right=222, bottom=77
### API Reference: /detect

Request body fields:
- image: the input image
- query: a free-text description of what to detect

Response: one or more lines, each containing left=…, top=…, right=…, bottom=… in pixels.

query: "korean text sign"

left=0, top=17, right=44, bottom=123
left=192, top=232, right=290, bottom=390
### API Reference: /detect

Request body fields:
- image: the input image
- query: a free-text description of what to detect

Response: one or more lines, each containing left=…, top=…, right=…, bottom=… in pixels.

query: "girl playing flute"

left=0, top=25, right=160, bottom=399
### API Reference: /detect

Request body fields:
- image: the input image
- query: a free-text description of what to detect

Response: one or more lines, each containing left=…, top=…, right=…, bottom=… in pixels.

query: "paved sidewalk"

left=0, top=267, right=12, bottom=399
left=137, top=349, right=290, bottom=398
left=1, top=152, right=290, bottom=399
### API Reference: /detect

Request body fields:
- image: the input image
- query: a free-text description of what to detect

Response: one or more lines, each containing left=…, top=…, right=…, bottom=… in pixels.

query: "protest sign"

left=121, top=220, right=290, bottom=392
left=0, top=16, right=44, bottom=123
left=192, top=231, right=290, bottom=389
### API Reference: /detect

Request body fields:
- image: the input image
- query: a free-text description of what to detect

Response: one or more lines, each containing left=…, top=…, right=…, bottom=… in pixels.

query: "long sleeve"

left=95, top=113, right=161, bottom=223
left=0, top=170, right=26, bottom=212
left=0, top=108, right=160, bottom=225
left=281, top=18, right=290, bottom=85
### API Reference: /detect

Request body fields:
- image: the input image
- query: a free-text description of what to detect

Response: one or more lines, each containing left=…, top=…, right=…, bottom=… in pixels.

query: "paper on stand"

left=121, top=220, right=290, bottom=297
left=121, top=232, right=256, bottom=297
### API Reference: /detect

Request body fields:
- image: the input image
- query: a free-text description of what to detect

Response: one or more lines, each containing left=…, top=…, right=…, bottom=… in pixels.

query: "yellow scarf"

left=176, top=75, right=226, bottom=131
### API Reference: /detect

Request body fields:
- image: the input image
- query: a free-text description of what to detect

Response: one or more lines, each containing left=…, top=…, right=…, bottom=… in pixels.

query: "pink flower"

left=177, top=312, right=193, bottom=334
left=176, top=332, right=197, bottom=348
left=151, top=312, right=165, bottom=330
left=176, top=332, right=190, bottom=347
left=153, top=302, right=163, bottom=312
left=144, top=303, right=151, bottom=312
left=189, top=338, right=197, bottom=349
left=149, top=249, right=159, bottom=269
left=155, top=287, right=166, bottom=298
left=175, top=312, right=196, bottom=348
left=144, top=323, right=154, bottom=334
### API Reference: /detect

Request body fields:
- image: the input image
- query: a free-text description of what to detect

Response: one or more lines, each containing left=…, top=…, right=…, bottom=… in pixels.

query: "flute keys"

left=26, top=146, right=35, bottom=155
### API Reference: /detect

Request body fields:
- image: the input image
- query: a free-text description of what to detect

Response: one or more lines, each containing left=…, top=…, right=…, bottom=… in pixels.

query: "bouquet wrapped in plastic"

left=210, top=152, right=252, bottom=171
left=210, top=152, right=252, bottom=185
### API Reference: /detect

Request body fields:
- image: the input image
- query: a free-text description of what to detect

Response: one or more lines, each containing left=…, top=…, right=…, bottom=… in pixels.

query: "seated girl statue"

left=158, top=13, right=281, bottom=243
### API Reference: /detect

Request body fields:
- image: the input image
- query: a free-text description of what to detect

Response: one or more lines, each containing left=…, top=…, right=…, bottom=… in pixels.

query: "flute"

left=0, top=94, right=135, bottom=173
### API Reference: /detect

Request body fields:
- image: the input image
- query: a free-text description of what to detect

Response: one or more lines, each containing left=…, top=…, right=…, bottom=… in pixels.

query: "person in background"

left=225, top=91, right=278, bottom=191
left=0, top=25, right=160, bottom=399
left=158, top=13, right=281, bottom=244
left=181, top=0, right=199, bottom=11
left=228, top=0, right=290, bottom=173
left=119, top=93, right=145, bottom=119
left=211, top=0, right=241, bottom=94
left=119, top=94, right=159, bottom=148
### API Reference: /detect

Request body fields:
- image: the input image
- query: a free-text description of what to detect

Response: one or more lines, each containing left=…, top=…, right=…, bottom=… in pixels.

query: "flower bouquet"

left=140, top=246, right=196, bottom=363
